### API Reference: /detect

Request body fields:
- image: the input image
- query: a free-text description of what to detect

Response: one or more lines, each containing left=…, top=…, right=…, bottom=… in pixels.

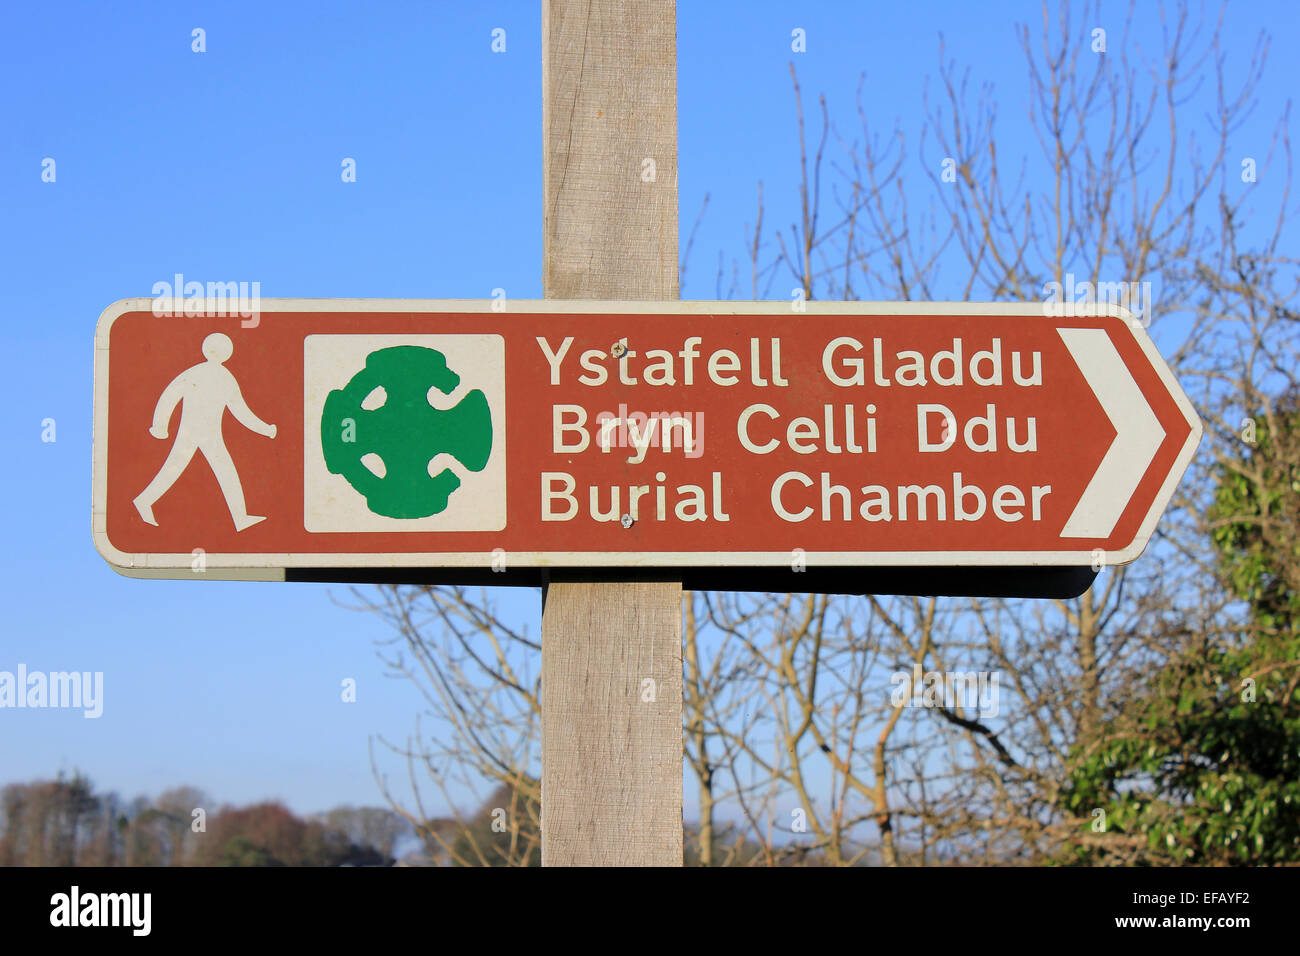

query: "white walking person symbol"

left=133, top=332, right=277, bottom=531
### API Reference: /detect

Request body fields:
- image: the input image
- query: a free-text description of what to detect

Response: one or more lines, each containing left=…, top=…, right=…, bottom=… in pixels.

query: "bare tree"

left=362, top=0, right=1294, bottom=865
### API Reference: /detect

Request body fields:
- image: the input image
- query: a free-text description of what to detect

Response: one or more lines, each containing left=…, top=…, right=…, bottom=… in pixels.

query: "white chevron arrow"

left=1057, top=327, right=1166, bottom=538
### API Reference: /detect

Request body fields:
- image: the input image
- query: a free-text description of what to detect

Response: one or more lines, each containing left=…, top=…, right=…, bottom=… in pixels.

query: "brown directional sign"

left=92, top=299, right=1200, bottom=594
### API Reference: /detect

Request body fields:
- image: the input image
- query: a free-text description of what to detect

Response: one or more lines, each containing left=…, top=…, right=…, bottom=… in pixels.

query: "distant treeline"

left=0, top=774, right=411, bottom=867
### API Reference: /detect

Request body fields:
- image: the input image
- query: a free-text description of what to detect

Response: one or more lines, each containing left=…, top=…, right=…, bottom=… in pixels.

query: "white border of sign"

left=93, top=298, right=1202, bottom=580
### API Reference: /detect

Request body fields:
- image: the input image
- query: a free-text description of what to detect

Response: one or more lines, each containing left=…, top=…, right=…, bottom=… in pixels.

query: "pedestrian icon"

left=133, top=332, right=276, bottom=531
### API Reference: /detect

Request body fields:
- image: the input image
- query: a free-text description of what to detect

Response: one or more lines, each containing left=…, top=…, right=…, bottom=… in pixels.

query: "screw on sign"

left=321, top=346, right=493, bottom=519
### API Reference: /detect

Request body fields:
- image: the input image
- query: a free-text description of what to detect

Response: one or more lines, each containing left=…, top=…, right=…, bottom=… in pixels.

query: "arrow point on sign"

left=1057, top=327, right=1166, bottom=539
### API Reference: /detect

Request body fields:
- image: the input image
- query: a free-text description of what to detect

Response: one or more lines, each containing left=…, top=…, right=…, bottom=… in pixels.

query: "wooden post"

left=540, top=0, right=683, bottom=866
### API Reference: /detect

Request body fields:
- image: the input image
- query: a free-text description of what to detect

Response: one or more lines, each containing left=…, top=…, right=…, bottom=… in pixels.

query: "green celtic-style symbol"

left=321, top=346, right=492, bottom=519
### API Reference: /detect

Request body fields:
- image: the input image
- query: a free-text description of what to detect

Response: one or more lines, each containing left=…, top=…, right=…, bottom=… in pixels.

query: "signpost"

left=537, top=0, right=682, bottom=867
left=93, top=299, right=1201, bottom=582
left=91, top=0, right=1202, bottom=867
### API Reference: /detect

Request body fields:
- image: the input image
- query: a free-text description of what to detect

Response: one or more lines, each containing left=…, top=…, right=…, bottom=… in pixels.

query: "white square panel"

left=303, top=334, right=505, bottom=533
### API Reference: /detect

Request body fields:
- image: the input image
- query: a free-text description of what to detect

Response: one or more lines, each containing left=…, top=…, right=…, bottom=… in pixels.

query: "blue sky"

left=1, top=0, right=1295, bottom=818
